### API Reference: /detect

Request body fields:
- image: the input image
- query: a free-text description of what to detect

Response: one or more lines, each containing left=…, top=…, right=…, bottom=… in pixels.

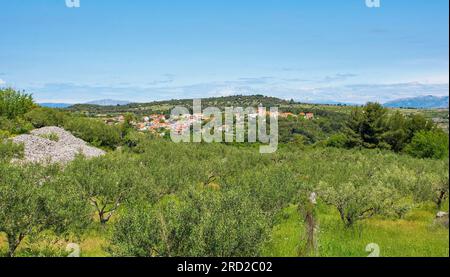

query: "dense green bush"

left=343, top=103, right=438, bottom=154
left=111, top=188, right=269, bottom=257
left=325, top=133, right=348, bottom=148
left=408, top=161, right=449, bottom=209
left=63, top=116, right=122, bottom=148
left=24, top=107, right=66, bottom=128
left=0, top=88, right=36, bottom=135
left=319, top=181, right=396, bottom=227
left=0, top=88, right=34, bottom=120
left=345, top=103, right=388, bottom=149
left=0, top=140, right=24, bottom=162
left=0, top=116, right=33, bottom=135
left=0, top=163, right=89, bottom=257
left=405, top=130, right=449, bottom=159
left=63, top=154, right=143, bottom=224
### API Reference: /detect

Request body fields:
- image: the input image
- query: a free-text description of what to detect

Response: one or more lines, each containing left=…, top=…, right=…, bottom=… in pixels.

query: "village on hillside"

left=104, top=111, right=315, bottom=136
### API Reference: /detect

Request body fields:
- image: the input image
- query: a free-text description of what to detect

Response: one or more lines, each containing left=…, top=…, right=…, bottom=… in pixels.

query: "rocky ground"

left=13, top=126, right=105, bottom=164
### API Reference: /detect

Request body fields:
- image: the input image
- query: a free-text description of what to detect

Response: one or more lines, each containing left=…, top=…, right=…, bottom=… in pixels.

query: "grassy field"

left=262, top=203, right=449, bottom=257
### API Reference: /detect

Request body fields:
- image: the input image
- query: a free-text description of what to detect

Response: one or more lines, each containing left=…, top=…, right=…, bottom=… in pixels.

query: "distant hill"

left=68, top=95, right=294, bottom=114
left=305, top=100, right=360, bottom=106
left=38, top=99, right=131, bottom=108
left=384, top=95, right=449, bottom=109
left=38, top=103, right=72, bottom=108
left=85, top=99, right=131, bottom=106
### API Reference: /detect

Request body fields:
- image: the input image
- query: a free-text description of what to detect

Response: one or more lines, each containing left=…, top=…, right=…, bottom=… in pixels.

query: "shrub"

left=39, top=132, right=59, bottom=142
left=0, top=116, right=33, bottom=135
left=410, top=162, right=449, bottom=209
left=0, top=163, right=89, bottom=257
left=0, top=130, right=11, bottom=139
left=63, top=154, right=141, bottom=224
left=0, top=88, right=34, bottom=119
left=325, top=133, right=348, bottom=148
left=345, top=103, right=387, bottom=149
left=0, top=140, right=24, bottom=162
left=24, top=108, right=66, bottom=128
left=318, top=181, right=397, bottom=227
left=63, top=116, right=121, bottom=148
left=110, top=188, right=269, bottom=257
left=405, top=130, right=449, bottom=159
left=123, top=130, right=148, bottom=149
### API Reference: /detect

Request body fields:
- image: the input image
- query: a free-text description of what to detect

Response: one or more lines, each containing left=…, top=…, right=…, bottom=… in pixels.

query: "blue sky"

left=0, top=0, right=448, bottom=104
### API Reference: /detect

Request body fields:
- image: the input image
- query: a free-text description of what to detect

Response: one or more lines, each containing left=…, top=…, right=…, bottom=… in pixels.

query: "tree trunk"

left=436, top=190, right=446, bottom=209
left=345, top=215, right=354, bottom=228
left=338, top=208, right=348, bottom=226
left=7, top=233, right=24, bottom=257
left=99, top=211, right=108, bottom=225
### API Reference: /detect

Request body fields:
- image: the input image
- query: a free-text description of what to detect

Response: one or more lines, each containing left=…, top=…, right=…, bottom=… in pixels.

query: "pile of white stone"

left=12, top=126, right=105, bottom=164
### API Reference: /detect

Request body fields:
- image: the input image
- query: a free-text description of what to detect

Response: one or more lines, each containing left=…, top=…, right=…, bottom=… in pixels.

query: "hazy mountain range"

left=38, top=95, right=449, bottom=109
left=39, top=99, right=130, bottom=108
left=38, top=103, right=73, bottom=108
left=383, top=95, right=449, bottom=109
left=85, top=99, right=131, bottom=106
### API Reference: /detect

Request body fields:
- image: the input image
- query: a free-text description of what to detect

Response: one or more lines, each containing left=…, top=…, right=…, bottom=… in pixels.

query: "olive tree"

left=0, top=163, right=89, bottom=257
left=413, top=170, right=449, bottom=209
left=318, top=181, right=395, bottom=227
left=65, top=154, right=138, bottom=224
left=433, top=176, right=449, bottom=209
left=110, top=187, right=269, bottom=257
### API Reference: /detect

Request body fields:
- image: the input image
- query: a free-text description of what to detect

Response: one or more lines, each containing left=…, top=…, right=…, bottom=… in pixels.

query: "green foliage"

left=319, top=181, right=396, bottom=227
left=111, top=188, right=269, bottom=257
left=343, top=103, right=441, bottom=155
left=38, top=132, right=59, bottom=142
left=405, top=130, right=449, bottom=159
left=119, top=113, right=136, bottom=137
left=20, top=106, right=125, bottom=148
left=381, top=111, right=408, bottom=152
left=0, top=88, right=34, bottom=120
left=0, top=91, right=35, bottom=134
left=0, top=116, right=33, bottom=135
left=0, top=130, right=10, bottom=139
left=0, top=138, right=448, bottom=257
left=0, top=128, right=23, bottom=163
left=0, top=93, right=448, bottom=257
left=24, top=107, right=66, bottom=128
left=63, top=116, right=122, bottom=148
left=412, top=164, right=449, bottom=209
left=0, top=163, right=89, bottom=257
left=0, top=139, right=24, bottom=162
left=63, top=154, right=141, bottom=224
left=123, top=130, right=152, bottom=151
left=263, top=205, right=449, bottom=257
left=406, top=113, right=435, bottom=139
left=344, top=103, right=388, bottom=149
left=325, top=133, right=348, bottom=148
left=291, top=134, right=308, bottom=149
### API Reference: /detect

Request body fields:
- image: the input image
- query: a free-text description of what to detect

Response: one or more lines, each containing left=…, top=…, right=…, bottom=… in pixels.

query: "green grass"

left=38, top=132, right=59, bottom=142
left=262, top=204, right=449, bottom=257
left=0, top=222, right=112, bottom=257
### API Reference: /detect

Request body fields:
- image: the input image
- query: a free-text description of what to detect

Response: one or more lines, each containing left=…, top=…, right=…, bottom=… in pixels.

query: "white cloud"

left=0, top=79, right=5, bottom=86
left=27, top=78, right=449, bottom=105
